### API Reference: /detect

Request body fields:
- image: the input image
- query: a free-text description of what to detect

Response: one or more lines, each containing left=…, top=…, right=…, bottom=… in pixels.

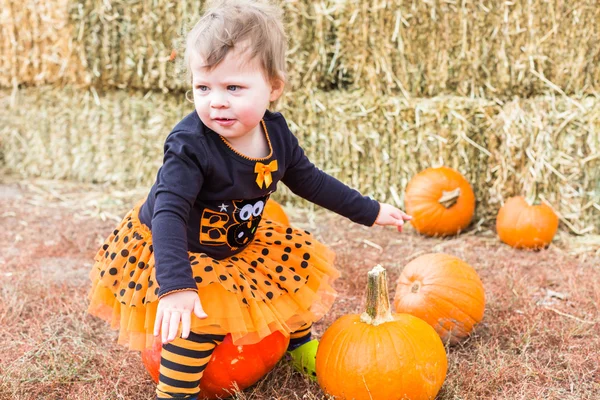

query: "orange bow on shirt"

left=254, top=160, right=278, bottom=189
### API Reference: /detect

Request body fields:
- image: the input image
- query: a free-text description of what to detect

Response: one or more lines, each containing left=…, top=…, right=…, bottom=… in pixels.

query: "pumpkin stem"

left=411, top=282, right=421, bottom=293
left=438, top=188, right=461, bottom=208
left=525, top=181, right=541, bottom=206
left=360, top=265, right=394, bottom=326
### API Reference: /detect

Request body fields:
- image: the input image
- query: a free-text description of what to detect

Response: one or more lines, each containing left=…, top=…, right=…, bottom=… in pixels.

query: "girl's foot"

left=287, top=339, right=319, bottom=381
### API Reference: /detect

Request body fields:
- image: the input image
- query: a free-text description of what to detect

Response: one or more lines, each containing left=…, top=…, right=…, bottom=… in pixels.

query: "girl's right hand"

left=153, top=290, right=208, bottom=344
left=374, top=202, right=413, bottom=233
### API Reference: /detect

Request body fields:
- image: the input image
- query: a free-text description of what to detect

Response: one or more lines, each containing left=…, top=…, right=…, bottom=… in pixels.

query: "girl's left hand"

left=374, top=203, right=413, bottom=233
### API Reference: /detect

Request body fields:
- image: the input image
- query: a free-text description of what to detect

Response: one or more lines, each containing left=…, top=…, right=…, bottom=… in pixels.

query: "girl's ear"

left=269, top=73, right=285, bottom=102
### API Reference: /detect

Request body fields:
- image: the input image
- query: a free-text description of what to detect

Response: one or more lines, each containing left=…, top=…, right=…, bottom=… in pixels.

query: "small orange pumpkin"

left=404, top=166, right=475, bottom=236
left=393, top=253, right=485, bottom=345
left=496, top=196, right=559, bottom=249
left=316, top=265, right=447, bottom=400
left=263, top=199, right=290, bottom=226
left=141, top=331, right=289, bottom=399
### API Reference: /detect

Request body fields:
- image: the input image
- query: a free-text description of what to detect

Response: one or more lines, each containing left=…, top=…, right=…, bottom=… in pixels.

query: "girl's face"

left=190, top=47, right=283, bottom=144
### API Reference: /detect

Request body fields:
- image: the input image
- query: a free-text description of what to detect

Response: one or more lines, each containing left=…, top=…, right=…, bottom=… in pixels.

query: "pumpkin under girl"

left=87, top=0, right=412, bottom=398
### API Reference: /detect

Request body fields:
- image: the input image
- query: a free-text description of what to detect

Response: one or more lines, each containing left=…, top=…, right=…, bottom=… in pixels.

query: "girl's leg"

left=287, top=323, right=318, bottom=380
left=156, top=332, right=225, bottom=400
left=287, top=322, right=312, bottom=351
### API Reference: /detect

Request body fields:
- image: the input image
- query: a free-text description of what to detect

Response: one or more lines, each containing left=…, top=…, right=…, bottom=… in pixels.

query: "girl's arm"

left=282, top=130, right=411, bottom=229
left=151, top=129, right=209, bottom=343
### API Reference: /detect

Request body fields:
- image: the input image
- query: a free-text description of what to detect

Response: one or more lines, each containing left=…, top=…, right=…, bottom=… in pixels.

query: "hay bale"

left=488, top=96, right=600, bottom=235
left=1, top=87, right=598, bottom=233
left=66, top=0, right=200, bottom=92
left=0, top=88, right=189, bottom=185
left=4, top=0, right=598, bottom=98
left=0, top=0, right=87, bottom=88
left=319, top=0, right=600, bottom=97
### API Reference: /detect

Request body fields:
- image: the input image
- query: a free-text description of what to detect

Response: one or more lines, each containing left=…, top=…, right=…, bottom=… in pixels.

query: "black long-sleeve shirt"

left=138, top=110, right=380, bottom=297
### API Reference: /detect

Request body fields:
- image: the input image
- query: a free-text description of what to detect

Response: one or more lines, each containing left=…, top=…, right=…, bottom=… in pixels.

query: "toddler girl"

left=87, top=0, right=411, bottom=398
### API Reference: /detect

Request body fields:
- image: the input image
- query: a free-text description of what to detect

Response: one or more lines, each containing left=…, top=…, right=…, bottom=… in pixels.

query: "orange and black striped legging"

left=156, top=324, right=312, bottom=399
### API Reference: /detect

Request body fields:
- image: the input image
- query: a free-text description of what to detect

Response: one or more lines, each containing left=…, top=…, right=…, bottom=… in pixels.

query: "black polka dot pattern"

left=91, top=203, right=338, bottom=326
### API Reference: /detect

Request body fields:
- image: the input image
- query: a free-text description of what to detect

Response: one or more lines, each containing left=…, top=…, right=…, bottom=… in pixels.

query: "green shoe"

left=287, top=339, right=319, bottom=381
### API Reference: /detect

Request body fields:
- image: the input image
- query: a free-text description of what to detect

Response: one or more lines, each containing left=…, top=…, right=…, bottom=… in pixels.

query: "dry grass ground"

left=0, top=177, right=598, bottom=400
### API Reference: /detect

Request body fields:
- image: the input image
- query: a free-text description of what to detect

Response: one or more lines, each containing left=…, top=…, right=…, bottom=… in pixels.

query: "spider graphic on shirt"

left=199, top=196, right=268, bottom=250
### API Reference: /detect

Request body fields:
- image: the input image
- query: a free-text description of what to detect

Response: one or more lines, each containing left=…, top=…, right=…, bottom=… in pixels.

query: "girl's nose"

left=210, top=93, right=229, bottom=108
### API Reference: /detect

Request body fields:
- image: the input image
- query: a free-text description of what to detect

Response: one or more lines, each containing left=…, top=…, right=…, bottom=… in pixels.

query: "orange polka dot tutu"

left=87, top=202, right=339, bottom=351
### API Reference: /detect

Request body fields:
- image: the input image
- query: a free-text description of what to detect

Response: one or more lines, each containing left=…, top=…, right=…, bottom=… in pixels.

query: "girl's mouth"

left=214, top=118, right=235, bottom=126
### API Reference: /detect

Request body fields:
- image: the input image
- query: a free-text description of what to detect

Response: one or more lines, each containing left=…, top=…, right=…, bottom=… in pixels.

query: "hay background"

left=2, top=87, right=598, bottom=234
left=2, top=0, right=599, bottom=97
left=311, top=0, right=600, bottom=97
left=0, top=0, right=87, bottom=88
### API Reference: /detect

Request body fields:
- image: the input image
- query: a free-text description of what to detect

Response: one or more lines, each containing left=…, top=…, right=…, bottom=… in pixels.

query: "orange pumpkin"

left=393, top=253, right=485, bottom=345
left=263, top=199, right=290, bottom=226
left=496, top=196, right=559, bottom=250
left=404, top=166, right=475, bottom=236
left=142, top=331, right=289, bottom=399
left=316, top=266, right=447, bottom=400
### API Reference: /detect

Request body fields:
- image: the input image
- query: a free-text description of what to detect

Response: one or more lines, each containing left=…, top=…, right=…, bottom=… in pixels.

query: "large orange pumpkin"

left=404, top=166, right=475, bottom=236
left=393, top=253, right=485, bottom=345
left=496, top=196, right=559, bottom=250
left=142, top=331, right=289, bottom=399
left=316, top=265, right=447, bottom=400
left=263, top=199, right=290, bottom=226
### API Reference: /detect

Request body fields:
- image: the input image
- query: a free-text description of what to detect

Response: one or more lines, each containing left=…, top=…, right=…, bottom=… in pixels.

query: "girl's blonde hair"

left=184, top=0, right=287, bottom=85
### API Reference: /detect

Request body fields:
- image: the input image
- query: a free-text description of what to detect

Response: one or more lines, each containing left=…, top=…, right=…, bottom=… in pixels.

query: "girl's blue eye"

left=197, top=85, right=209, bottom=91
left=228, top=85, right=240, bottom=91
